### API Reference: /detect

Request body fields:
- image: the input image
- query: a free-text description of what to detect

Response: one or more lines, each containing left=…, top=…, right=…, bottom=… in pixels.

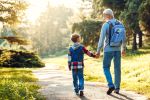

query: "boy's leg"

left=78, top=68, right=84, bottom=91
left=113, top=51, right=121, bottom=92
left=78, top=68, right=84, bottom=96
left=103, top=52, right=114, bottom=88
left=72, top=69, right=79, bottom=93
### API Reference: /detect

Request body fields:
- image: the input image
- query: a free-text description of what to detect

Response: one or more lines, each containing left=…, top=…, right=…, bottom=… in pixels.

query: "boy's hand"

left=69, top=67, right=71, bottom=71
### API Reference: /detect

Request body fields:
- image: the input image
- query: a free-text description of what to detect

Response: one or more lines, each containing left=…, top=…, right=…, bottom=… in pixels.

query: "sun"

left=25, top=0, right=81, bottom=23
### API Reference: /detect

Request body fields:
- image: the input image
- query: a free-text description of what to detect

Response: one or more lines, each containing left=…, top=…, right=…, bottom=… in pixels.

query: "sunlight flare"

left=25, top=0, right=81, bottom=22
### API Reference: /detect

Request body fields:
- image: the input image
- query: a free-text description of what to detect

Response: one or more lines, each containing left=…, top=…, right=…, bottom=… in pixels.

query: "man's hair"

left=71, top=33, right=80, bottom=43
left=103, top=8, right=114, bottom=18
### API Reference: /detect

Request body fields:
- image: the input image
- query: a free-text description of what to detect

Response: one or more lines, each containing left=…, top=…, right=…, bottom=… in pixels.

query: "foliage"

left=139, top=0, right=150, bottom=33
left=0, top=68, right=45, bottom=100
left=0, top=36, right=30, bottom=45
left=0, top=0, right=28, bottom=25
left=92, top=0, right=126, bottom=18
left=29, top=5, right=73, bottom=56
left=0, top=49, right=45, bottom=67
left=72, top=19, right=103, bottom=49
left=87, top=0, right=150, bottom=50
left=119, top=0, right=142, bottom=50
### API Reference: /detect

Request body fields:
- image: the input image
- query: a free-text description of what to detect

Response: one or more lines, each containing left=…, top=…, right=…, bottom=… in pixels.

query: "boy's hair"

left=71, top=33, right=80, bottom=43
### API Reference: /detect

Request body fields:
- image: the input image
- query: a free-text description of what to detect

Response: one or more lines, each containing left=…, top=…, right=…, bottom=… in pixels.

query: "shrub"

left=0, top=49, right=45, bottom=68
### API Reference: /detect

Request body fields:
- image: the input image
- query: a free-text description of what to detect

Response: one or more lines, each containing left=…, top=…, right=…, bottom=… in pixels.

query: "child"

left=68, top=33, right=96, bottom=96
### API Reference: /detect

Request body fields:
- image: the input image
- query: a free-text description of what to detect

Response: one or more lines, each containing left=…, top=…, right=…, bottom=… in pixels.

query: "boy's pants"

left=72, top=68, right=84, bottom=92
left=103, top=51, right=121, bottom=89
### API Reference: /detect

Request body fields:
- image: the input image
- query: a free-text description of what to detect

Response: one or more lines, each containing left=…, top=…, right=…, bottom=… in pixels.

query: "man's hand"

left=121, top=50, right=126, bottom=56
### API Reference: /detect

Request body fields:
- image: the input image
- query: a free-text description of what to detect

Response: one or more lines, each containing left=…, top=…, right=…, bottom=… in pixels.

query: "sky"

left=25, top=0, right=82, bottom=22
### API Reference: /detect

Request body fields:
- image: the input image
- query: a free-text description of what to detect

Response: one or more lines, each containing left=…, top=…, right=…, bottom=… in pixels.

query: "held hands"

left=94, top=52, right=100, bottom=59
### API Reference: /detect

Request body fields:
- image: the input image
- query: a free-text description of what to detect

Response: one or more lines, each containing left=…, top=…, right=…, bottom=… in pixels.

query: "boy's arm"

left=68, top=51, right=71, bottom=70
left=82, top=47, right=96, bottom=57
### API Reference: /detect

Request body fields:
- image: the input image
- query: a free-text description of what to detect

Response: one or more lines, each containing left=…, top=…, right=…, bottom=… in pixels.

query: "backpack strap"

left=115, top=20, right=121, bottom=25
left=107, top=21, right=113, bottom=46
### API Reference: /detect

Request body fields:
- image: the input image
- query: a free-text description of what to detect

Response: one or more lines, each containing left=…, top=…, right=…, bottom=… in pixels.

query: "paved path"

left=33, top=64, right=148, bottom=100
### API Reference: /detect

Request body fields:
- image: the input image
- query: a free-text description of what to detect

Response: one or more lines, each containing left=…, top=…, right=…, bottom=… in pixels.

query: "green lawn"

left=43, top=48, right=150, bottom=98
left=0, top=68, right=45, bottom=100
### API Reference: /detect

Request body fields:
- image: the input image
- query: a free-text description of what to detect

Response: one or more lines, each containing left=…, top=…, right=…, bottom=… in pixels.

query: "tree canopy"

left=72, top=0, right=150, bottom=51
left=0, top=0, right=27, bottom=25
left=29, top=5, right=73, bottom=56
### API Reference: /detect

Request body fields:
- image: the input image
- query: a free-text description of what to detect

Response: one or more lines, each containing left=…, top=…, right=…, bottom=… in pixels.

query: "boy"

left=68, top=33, right=96, bottom=96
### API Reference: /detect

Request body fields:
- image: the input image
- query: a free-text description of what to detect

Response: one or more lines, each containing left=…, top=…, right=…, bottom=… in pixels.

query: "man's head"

left=71, top=33, right=81, bottom=43
left=103, top=8, right=114, bottom=21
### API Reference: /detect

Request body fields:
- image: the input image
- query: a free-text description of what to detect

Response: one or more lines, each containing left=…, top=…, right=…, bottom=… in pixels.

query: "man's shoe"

left=79, top=91, right=84, bottom=96
left=107, top=87, right=115, bottom=95
left=114, top=89, right=120, bottom=94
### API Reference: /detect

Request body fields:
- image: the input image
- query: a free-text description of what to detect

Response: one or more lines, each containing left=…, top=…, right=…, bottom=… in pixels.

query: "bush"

left=0, top=69, right=45, bottom=100
left=0, top=49, right=45, bottom=68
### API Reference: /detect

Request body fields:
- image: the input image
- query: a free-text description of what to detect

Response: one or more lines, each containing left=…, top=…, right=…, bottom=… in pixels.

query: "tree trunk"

left=138, top=31, right=143, bottom=48
left=132, top=33, right=137, bottom=51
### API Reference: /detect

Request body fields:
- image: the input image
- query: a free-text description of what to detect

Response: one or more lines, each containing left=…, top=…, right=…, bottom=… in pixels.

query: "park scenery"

left=0, top=0, right=150, bottom=100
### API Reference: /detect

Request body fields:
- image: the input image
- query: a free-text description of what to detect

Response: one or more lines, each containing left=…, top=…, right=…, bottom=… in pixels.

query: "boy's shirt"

left=68, top=43, right=96, bottom=70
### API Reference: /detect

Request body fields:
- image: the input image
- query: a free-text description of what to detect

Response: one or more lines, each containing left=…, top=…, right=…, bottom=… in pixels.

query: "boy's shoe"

left=114, top=89, right=120, bottom=94
left=107, top=87, right=115, bottom=95
left=75, top=90, right=79, bottom=95
left=79, top=91, right=84, bottom=96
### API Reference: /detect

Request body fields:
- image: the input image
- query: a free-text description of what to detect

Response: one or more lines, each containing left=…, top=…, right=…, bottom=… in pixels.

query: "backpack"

left=107, top=20, right=125, bottom=47
left=69, top=46, right=84, bottom=62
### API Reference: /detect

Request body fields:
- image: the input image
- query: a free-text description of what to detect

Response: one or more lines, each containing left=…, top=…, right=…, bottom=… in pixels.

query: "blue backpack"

left=69, top=46, right=84, bottom=62
left=107, top=20, right=125, bottom=47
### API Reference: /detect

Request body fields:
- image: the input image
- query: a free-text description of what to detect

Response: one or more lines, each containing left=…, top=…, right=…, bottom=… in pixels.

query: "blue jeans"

left=72, top=68, right=84, bottom=92
left=103, top=51, right=121, bottom=89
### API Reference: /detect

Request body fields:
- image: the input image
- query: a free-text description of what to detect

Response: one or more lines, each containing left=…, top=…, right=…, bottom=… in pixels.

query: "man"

left=96, top=8, right=126, bottom=95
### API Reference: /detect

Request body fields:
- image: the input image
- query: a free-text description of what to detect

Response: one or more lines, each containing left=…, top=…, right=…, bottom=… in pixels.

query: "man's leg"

left=113, top=51, right=121, bottom=93
left=103, top=52, right=115, bottom=94
left=72, top=69, right=79, bottom=93
left=78, top=68, right=84, bottom=96
left=103, top=52, right=114, bottom=88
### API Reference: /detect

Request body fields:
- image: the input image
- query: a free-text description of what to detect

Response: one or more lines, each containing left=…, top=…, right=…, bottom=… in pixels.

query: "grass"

left=0, top=68, right=45, bottom=100
left=43, top=47, right=150, bottom=98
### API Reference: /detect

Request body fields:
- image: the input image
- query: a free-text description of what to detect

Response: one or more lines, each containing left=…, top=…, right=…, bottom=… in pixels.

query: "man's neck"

left=106, top=18, right=114, bottom=22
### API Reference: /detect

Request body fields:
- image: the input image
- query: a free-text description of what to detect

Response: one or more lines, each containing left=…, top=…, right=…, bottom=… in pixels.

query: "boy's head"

left=71, top=33, right=81, bottom=43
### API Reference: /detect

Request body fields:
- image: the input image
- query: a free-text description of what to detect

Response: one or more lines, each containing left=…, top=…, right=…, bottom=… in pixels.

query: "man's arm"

left=82, top=47, right=96, bottom=57
left=121, top=29, right=127, bottom=55
left=68, top=50, right=71, bottom=70
left=97, top=23, right=108, bottom=54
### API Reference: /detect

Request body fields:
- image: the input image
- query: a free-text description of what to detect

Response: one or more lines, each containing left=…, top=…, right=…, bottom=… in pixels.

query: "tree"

left=92, top=0, right=126, bottom=19
left=0, top=0, right=29, bottom=50
left=139, top=0, right=150, bottom=46
left=92, top=0, right=146, bottom=50
left=120, top=0, right=143, bottom=50
left=72, top=19, right=103, bottom=49
left=0, top=0, right=28, bottom=25
left=30, top=5, right=73, bottom=56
